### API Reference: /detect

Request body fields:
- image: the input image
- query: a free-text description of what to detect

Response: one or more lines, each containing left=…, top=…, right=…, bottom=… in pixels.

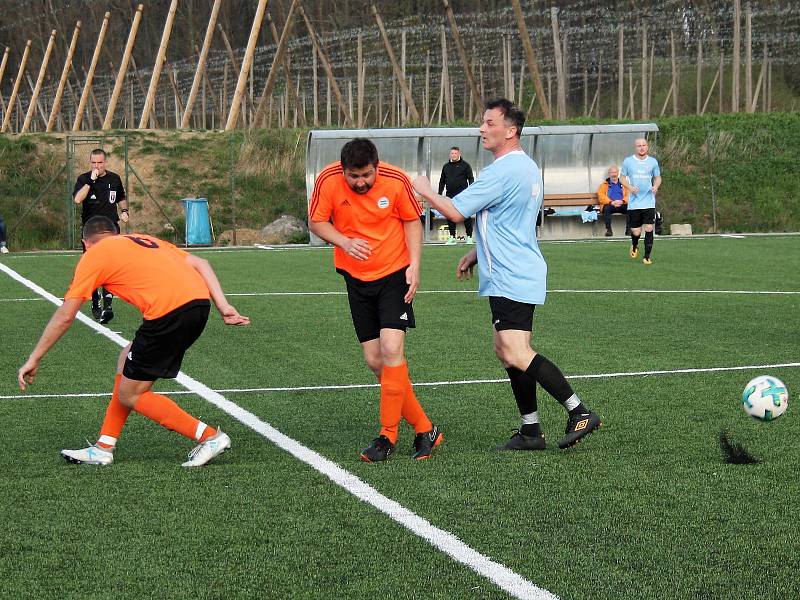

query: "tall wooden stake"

left=442, top=0, right=482, bottom=118
left=226, top=0, right=267, bottom=130
left=550, top=7, right=566, bottom=119
left=731, top=0, right=741, bottom=112
left=22, top=30, right=57, bottom=133
left=253, top=0, right=299, bottom=129
left=299, top=5, right=351, bottom=126
left=641, top=22, right=648, bottom=119
left=617, top=26, right=624, bottom=119
left=182, top=0, right=221, bottom=128
left=104, top=4, right=143, bottom=130
left=372, top=4, right=419, bottom=122
left=670, top=30, right=679, bottom=116
left=140, top=0, right=177, bottom=128
left=746, top=4, right=753, bottom=111
left=510, top=0, right=550, bottom=119
left=2, top=40, right=32, bottom=133
left=48, top=22, right=81, bottom=132
left=73, top=11, right=110, bottom=131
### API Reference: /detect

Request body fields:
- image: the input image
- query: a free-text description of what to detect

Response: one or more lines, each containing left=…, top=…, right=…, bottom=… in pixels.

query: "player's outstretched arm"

left=412, top=176, right=465, bottom=223
left=185, top=255, right=250, bottom=326
left=18, top=298, right=82, bottom=390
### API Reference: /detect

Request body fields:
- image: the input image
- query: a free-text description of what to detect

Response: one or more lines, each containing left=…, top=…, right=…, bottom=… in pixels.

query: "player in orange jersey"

left=18, top=216, right=250, bottom=467
left=309, top=138, right=442, bottom=462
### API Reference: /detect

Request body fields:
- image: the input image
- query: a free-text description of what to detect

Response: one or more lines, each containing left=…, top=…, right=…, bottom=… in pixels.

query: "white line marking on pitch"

left=0, top=261, right=558, bottom=600
left=4, top=362, right=798, bottom=401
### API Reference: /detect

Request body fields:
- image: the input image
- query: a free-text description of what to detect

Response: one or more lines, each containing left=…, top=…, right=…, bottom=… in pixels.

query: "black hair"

left=450, top=146, right=460, bottom=151
left=82, top=215, right=117, bottom=241
left=90, top=148, right=107, bottom=158
left=485, top=98, right=525, bottom=138
left=340, top=138, right=379, bottom=170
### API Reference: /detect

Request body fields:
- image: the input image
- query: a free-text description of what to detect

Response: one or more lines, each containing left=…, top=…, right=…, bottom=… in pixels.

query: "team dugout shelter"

left=306, top=123, right=659, bottom=243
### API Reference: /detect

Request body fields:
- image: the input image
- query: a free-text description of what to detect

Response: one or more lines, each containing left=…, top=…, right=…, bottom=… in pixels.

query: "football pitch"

left=1, top=234, right=798, bottom=600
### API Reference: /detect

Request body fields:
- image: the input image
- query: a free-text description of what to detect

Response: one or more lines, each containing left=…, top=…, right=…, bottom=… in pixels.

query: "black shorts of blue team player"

left=123, top=299, right=211, bottom=381
left=628, top=208, right=656, bottom=229
left=490, top=296, right=536, bottom=332
left=338, top=266, right=415, bottom=343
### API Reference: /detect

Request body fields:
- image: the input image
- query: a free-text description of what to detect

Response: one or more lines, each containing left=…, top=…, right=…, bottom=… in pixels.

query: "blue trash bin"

left=183, top=198, right=212, bottom=246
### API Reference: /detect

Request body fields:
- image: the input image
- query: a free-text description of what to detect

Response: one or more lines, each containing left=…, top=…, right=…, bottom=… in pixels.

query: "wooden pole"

left=312, top=48, right=318, bottom=126
left=617, top=25, right=623, bottom=119
left=299, top=5, right=352, bottom=126
left=424, top=50, right=430, bottom=123
left=2, top=40, right=32, bottom=133
left=195, top=45, right=220, bottom=127
left=218, top=24, right=257, bottom=118
left=181, top=0, right=221, bottom=128
left=140, top=0, right=177, bottom=128
left=225, top=0, right=267, bottom=130
left=700, top=70, right=719, bottom=115
left=670, top=30, right=678, bottom=116
left=696, top=39, right=702, bottom=115
left=594, top=52, right=603, bottom=118
left=510, top=0, right=550, bottom=119
left=732, top=0, right=741, bottom=112
left=371, top=4, right=419, bottom=122
left=129, top=55, right=157, bottom=127
left=640, top=22, right=647, bottom=119
left=267, top=13, right=303, bottom=127
left=103, top=4, right=143, bottom=130
left=750, top=43, right=767, bottom=114
left=357, top=33, right=364, bottom=127
left=26, top=73, right=49, bottom=127
left=550, top=7, right=566, bottom=119
left=442, top=0, right=482, bottom=118
left=628, top=65, right=635, bottom=120
left=73, top=11, right=110, bottom=131
left=719, top=44, right=724, bottom=113
left=253, top=0, right=299, bottom=129
left=48, top=22, right=81, bottom=132
left=746, top=4, right=752, bottom=111
left=22, top=30, right=57, bottom=133
left=0, top=47, right=9, bottom=114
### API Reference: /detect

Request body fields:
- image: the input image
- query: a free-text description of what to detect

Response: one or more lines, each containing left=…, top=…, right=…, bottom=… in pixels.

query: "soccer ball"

left=741, top=375, right=789, bottom=421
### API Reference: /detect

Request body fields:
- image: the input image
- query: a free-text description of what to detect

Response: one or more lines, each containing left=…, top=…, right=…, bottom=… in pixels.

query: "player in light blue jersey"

left=413, top=98, right=601, bottom=451
left=620, top=138, right=661, bottom=265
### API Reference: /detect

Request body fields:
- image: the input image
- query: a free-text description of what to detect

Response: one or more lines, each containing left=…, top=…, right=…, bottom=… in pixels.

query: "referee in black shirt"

left=73, top=148, right=128, bottom=324
left=437, top=147, right=474, bottom=244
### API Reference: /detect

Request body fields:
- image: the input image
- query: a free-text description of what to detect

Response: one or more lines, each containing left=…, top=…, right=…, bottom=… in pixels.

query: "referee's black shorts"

left=123, top=299, right=211, bottom=381
left=338, top=267, right=415, bottom=343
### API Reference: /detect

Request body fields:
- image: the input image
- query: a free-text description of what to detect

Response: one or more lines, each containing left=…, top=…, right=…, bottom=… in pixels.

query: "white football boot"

left=61, top=444, right=114, bottom=465
left=181, top=429, right=231, bottom=467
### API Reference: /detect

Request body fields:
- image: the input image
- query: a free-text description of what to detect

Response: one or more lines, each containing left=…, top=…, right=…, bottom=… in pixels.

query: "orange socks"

left=133, top=390, right=216, bottom=442
left=400, top=365, right=432, bottom=434
left=97, top=374, right=131, bottom=449
left=379, top=363, right=432, bottom=443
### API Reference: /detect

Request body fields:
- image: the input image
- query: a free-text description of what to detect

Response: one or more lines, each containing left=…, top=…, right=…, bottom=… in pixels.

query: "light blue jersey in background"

left=451, top=150, right=546, bottom=305
left=621, top=154, right=660, bottom=210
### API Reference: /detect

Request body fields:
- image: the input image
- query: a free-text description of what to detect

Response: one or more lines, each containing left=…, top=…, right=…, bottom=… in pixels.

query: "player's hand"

left=404, top=263, right=420, bottom=303
left=631, top=185, right=640, bottom=194
left=651, top=186, right=659, bottom=194
left=342, top=238, right=372, bottom=261
left=456, top=250, right=478, bottom=281
left=219, top=304, right=250, bottom=326
left=18, top=357, right=39, bottom=391
left=90, top=169, right=99, bottom=181
left=412, top=175, right=433, bottom=197
left=612, top=200, right=622, bottom=207
left=120, top=211, right=129, bottom=223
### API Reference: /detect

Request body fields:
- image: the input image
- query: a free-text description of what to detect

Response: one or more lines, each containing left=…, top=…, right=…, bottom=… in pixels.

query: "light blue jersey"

left=451, top=150, right=546, bottom=305
left=621, top=154, right=660, bottom=209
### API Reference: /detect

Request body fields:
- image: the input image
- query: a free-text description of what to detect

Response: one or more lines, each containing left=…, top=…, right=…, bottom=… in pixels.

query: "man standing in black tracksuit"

left=438, top=147, right=474, bottom=244
left=73, top=148, right=129, bottom=324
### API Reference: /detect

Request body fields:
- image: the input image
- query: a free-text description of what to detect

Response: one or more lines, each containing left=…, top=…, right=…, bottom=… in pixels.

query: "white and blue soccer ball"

left=741, top=375, right=789, bottom=421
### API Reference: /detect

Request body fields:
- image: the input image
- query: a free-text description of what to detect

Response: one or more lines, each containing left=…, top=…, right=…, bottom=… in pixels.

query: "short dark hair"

left=90, top=148, right=106, bottom=158
left=340, top=138, right=379, bottom=170
left=82, top=215, right=117, bottom=241
left=450, top=146, right=460, bottom=151
left=485, top=98, right=525, bottom=138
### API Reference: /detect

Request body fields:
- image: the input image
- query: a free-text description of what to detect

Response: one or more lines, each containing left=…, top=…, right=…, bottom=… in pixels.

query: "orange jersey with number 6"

left=65, top=234, right=210, bottom=320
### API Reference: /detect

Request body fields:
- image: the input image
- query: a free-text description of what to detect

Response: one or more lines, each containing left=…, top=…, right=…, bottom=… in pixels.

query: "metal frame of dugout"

left=306, top=123, right=659, bottom=244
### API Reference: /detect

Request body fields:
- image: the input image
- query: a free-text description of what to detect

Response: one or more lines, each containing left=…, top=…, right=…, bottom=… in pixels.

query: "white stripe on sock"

left=521, top=412, right=540, bottom=425
left=195, top=422, right=208, bottom=441
left=562, top=394, right=581, bottom=411
left=97, top=435, right=117, bottom=447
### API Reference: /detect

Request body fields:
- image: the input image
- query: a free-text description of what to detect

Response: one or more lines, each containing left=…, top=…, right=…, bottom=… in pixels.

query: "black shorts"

left=339, top=267, right=415, bottom=343
left=489, top=296, right=536, bottom=332
left=123, top=300, right=211, bottom=381
left=628, top=208, right=656, bottom=229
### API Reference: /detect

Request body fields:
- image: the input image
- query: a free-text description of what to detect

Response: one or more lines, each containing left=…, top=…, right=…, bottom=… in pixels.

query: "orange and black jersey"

left=65, top=234, right=210, bottom=320
left=309, top=161, right=422, bottom=281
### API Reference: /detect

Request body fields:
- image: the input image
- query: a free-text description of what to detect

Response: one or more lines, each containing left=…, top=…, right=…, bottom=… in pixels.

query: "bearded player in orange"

left=18, top=216, right=250, bottom=467
left=309, top=138, right=442, bottom=462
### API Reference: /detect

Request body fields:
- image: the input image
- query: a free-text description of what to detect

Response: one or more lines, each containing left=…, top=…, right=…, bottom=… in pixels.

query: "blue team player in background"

left=621, top=138, right=662, bottom=265
left=413, top=97, right=602, bottom=452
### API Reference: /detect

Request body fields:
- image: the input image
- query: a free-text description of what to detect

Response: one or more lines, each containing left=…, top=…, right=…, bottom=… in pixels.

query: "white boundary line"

left=3, top=362, right=798, bottom=401
left=2, top=288, right=799, bottom=303
left=0, top=260, right=558, bottom=600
